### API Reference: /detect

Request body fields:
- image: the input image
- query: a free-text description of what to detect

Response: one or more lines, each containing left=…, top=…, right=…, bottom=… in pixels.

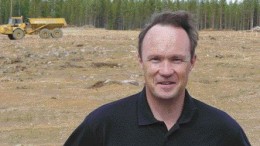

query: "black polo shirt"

left=64, top=89, right=250, bottom=146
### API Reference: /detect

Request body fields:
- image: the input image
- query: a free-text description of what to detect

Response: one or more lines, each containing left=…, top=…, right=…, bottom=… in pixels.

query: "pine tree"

left=219, top=0, right=227, bottom=29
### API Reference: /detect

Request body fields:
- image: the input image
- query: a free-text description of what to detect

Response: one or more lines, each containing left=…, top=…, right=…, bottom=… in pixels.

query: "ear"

left=138, top=54, right=144, bottom=69
left=190, top=54, right=196, bottom=70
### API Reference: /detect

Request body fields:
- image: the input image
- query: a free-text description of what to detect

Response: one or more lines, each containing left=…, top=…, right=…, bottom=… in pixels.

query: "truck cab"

left=0, top=16, right=26, bottom=40
left=8, top=17, right=23, bottom=25
left=7, top=16, right=26, bottom=29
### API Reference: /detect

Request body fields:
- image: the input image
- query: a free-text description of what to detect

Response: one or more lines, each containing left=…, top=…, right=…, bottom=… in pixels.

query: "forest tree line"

left=0, top=0, right=259, bottom=30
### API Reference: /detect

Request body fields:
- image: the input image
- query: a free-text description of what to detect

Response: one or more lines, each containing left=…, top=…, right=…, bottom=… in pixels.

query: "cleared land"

left=0, top=28, right=259, bottom=146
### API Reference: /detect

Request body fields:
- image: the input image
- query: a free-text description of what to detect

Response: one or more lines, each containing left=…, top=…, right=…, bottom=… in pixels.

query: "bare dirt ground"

left=0, top=28, right=259, bottom=146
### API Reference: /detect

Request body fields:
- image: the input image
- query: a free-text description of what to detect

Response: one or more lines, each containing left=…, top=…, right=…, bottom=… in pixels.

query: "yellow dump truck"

left=0, top=16, right=67, bottom=40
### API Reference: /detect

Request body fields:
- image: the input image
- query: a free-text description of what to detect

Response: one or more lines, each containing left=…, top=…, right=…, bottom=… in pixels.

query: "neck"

left=146, top=91, right=185, bottom=130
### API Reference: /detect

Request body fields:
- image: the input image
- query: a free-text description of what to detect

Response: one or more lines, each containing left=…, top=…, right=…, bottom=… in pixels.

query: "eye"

left=149, top=56, right=161, bottom=63
left=171, top=57, right=184, bottom=64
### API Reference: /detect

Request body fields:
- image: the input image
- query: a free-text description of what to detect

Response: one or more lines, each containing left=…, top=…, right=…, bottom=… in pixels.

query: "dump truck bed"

left=28, top=18, right=67, bottom=30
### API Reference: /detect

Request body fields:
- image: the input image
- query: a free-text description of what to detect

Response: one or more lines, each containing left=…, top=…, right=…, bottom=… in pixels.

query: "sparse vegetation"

left=0, top=28, right=259, bottom=145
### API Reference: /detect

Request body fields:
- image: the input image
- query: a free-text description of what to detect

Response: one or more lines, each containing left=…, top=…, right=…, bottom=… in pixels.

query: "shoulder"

left=192, top=98, right=250, bottom=145
left=190, top=97, right=248, bottom=139
left=64, top=93, right=140, bottom=146
left=193, top=98, right=240, bottom=128
left=84, top=92, right=139, bottom=125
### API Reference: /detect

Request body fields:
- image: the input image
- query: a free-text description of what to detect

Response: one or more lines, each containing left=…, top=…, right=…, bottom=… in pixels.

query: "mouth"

left=156, top=81, right=176, bottom=91
left=157, top=81, right=176, bottom=85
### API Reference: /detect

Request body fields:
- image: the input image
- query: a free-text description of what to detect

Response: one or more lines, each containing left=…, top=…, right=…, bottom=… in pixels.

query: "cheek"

left=143, top=63, right=160, bottom=76
left=142, top=64, right=158, bottom=81
left=175, top=66, right=191, bottom=79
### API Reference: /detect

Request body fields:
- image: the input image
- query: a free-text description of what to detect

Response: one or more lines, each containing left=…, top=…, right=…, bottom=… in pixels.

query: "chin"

left=153, top=90, right=179, bottom=100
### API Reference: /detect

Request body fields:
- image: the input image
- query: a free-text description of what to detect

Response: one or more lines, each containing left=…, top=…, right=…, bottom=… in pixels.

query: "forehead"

left=142, top=24, right=191, bottom=57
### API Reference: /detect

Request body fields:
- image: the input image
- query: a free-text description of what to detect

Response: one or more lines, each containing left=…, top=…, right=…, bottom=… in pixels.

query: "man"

left=64, top=11, right=250, bottom=146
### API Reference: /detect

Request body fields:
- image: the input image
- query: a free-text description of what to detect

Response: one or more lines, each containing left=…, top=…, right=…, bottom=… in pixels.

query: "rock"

left=252, top=26, right=260, bottom=32
left=121, top=80, right=139, bottom=86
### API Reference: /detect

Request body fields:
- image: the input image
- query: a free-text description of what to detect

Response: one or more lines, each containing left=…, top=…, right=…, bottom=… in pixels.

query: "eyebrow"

left=147, top=54, right=188, bottom=59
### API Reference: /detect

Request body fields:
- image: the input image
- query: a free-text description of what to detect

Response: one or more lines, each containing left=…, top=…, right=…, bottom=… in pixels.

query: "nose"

left=159, top=61, right=174, bottom=77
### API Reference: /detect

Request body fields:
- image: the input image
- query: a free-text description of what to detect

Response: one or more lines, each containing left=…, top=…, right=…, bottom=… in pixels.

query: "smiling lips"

left=158, top=81, right=176, bottom=85
left=157, top=81, right=177, bottom=90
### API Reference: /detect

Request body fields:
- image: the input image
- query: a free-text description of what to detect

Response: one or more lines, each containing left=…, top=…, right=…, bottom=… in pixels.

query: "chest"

left=102, top=122, right=226, bottom=146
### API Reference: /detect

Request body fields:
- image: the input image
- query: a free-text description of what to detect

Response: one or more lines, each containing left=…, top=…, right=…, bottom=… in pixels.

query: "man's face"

left=140, top=24, right=196, bottom=101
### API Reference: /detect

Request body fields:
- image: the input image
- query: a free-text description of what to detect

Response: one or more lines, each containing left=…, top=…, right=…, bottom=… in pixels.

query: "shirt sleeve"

left=64, top=118, right=102, bottom=146
left=224, top=125, right=251, bottom=146
left=236, top=128, right=251, bottom=146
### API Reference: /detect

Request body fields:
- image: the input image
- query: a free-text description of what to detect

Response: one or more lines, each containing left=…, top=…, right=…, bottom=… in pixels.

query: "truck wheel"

left=8, top=34, right=14, bottom=40
left=51, top=28, right=63, bottom=38
left=39, top=29, right=51, bottom=39
left=12, top=29, right=25, bottom=40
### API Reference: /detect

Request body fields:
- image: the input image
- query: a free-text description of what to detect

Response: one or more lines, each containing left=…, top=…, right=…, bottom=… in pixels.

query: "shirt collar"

left=177, top=90, right=197, bottom=125
left=137, top=88, right=158, bottom=125
left=137, top=88, right=197, bottom=126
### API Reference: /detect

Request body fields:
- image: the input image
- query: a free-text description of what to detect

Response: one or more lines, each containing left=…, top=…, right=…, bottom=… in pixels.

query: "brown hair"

left=138, top=10, right=198, bottom=60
